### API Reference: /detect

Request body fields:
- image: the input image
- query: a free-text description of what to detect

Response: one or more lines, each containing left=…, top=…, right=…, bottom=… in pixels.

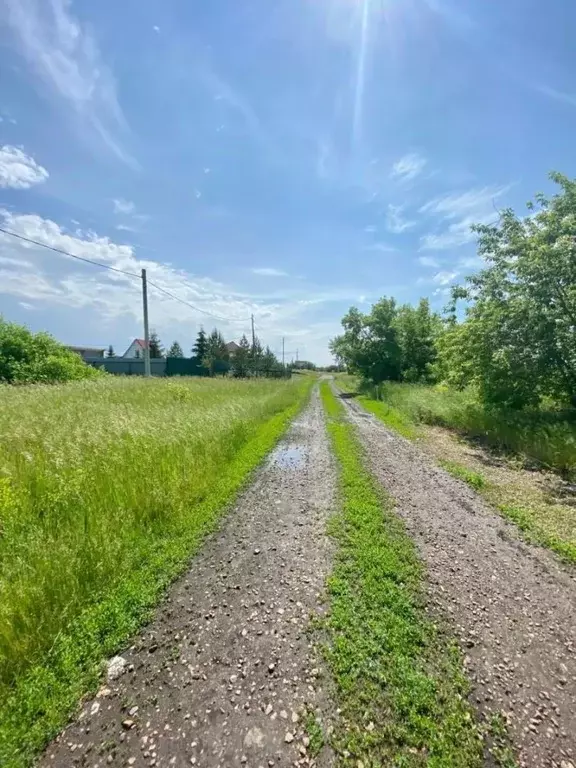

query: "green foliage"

left=166, top=340, right=184, bottom=358
left=192, top=326, right=208, bottom=361
left=331, top=297, right=441, bottom=385
left=148, top=330, right=164, bottom=358
left=0, top=376, right=311, bottom=765
left=319, top=384, right=482, bottom=766
left=371, top=382, right=576, bottom=474
left=0, top=318, right=101, bottom=384
left=444, top=172, right=576, bottom=409
left=203, top=329, right=229, bottom=375
left=232, top=334, right=251, bottom=377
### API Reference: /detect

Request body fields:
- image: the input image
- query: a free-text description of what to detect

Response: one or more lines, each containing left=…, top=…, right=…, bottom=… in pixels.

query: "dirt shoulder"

left=339, top=392, right=576, bottom=768
left=41, top=390, right=336, bottom=768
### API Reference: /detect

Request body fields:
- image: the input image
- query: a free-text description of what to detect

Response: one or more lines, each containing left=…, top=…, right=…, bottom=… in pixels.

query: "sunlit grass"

left=337, top=376, right=576, bottom=474
left=0, top=376, right=308, bottom=765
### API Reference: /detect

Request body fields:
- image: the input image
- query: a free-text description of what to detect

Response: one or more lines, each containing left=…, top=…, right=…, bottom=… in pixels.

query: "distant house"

left=67, top=346, right=106, bottom=361
left=123, top=339, right=148, bottom=358
left=225, top=341, right=241, bottom=356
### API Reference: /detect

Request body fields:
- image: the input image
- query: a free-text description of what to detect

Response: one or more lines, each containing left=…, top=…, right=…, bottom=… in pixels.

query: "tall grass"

left=0, top=376, right=307, bottom=764
left=361, top=381, right=576, bottom=474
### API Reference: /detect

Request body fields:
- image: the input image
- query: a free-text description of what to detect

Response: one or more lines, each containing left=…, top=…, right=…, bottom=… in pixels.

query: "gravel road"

left=41, top=390, right=336, bottom=768
left=338, top=391, right=576, bottom=768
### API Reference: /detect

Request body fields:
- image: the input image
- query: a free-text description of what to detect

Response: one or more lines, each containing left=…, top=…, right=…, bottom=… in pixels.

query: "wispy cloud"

left=0, top=145, right=49, bottom=189
left=251, top=267, right=288, bottom=277
left=386, top=204, right=416, bottom=234
left=364, top=242, right=396, bottom=253
left=419, top=184, right=510, bottom=250
left=390, top=152, right=427, bottom=182
left=418, top=255, right=439, bottom=268
left=536, top=85, right=576, bottom=108
left=432, top=270, right=458, bottom=285
left=113, top=199, right=136, bottom=216
left=2, top=0, right=135, bottom=167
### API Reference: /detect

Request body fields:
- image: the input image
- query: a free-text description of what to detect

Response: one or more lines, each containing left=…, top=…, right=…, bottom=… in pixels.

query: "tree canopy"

left=331, top=172, right=576, bottom=410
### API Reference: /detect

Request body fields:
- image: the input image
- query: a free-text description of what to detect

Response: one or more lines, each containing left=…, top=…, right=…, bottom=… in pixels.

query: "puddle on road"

left=270, top=444, right=308, bottom=470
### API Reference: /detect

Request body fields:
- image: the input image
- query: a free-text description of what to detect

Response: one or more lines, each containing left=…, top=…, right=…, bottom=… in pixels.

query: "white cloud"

left=113, top=198, right=136, bottom=215
left=116, top=224, right=138, bottom=233
left=364, top=225, right=376, bottom=233
left=432, top=270, right=458, bottom=285
left=153, top=25, right=160, bottom=33
left=0, top=254, right=34, bottom=268
left=386, top=204, right=416, bottom=234
left=251, top=267, right=288, bottom=277
left=536, top=85, right=576, bottom=108
left=418, top=255, right=439, bottom=268
left=2, top=0, right=135, bottom=166
left=390, top=152, right=427, bottom=182
left=419, top=185, right=510, bottom=250
left=0, top=208, right=352, bottom=364
left=0, top=145, right=49, bottom=189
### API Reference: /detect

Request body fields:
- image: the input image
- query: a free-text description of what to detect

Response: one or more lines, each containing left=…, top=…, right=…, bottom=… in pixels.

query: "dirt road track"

left=41, top=391, right=336, bottom=768
left=338, top=390, right=576, bottom=768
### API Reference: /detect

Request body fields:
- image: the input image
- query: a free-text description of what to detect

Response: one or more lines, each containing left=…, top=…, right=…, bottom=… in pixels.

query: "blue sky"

left=1, top=0, right=575, bottom=364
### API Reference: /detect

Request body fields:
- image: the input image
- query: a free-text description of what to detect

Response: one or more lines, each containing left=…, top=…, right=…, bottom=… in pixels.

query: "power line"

left=0, top=226, right=141, bottom=279
left=146, top=279, right=251, bottom=324
left=0, top=225, right=252, bottom=325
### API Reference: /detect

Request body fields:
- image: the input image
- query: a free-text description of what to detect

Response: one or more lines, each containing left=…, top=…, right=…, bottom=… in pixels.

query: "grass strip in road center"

left=320, top=382, right=483, bottom=767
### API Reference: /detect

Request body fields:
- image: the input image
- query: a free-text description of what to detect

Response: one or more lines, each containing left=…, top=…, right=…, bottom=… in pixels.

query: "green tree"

left=394, top=298, right=441, bottom=382
left=192, top=327, right=208, bottom=361
left=331, top=298, right=402, bottom=384
left=167, top=341, right=184, bottom=358
left=249, top=336, right=264, bottom=374
left=148, top=331, right=164, bottom=359
left=447, top=172, right=576, bottom=408
left=262, top=345, right=279, bottom=374
left=106, top=344, right=115, bottom=358
left=0, top=318, right=101, bottom=384
left=203, top=329, right=229, bottom=375
left=232, top=334, right=251, bottom=377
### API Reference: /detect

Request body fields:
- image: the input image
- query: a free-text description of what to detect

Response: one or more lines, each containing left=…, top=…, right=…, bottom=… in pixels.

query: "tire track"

left=41, top=389, right=337, bottom=768
left=338, top=390, right=576, bottom=768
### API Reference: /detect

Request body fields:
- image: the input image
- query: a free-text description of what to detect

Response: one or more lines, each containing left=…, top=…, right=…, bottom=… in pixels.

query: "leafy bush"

left=0, top=318, right=100, bottom=384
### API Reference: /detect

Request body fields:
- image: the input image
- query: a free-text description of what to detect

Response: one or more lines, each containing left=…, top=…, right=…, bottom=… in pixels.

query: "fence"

left=86, top=357, right=290, bottom=378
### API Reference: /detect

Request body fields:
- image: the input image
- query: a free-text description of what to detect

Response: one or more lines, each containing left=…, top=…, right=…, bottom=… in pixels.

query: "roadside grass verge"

left=337, top=377, right=576, bottom=565
left=335, top=375, right=417, bottom=439
left=0, top=376, right=310, bottom=767
left=319, top=383, right=483, bottom=766
left=369, top=381, right=576, bottom=476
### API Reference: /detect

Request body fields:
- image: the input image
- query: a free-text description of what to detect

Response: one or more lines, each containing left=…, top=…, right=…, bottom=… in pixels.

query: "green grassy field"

left=319, top=383, right=486, bottom=766
left=0, top=376, right=309, bottom=766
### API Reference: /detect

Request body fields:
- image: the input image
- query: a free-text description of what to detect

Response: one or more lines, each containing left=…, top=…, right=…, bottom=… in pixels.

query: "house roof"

left=225, top=341, right=241, bottom=352
left=122, top=338, right=149, bottom=357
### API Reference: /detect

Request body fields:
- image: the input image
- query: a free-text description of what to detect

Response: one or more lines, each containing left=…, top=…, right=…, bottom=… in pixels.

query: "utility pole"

left=141, top=268, right=151, bottom=377
left=282, top=337, right=285, bottom=369
left=251, top=314, right=256, bottom=352
left=296, top=348, right=299, bottom=363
